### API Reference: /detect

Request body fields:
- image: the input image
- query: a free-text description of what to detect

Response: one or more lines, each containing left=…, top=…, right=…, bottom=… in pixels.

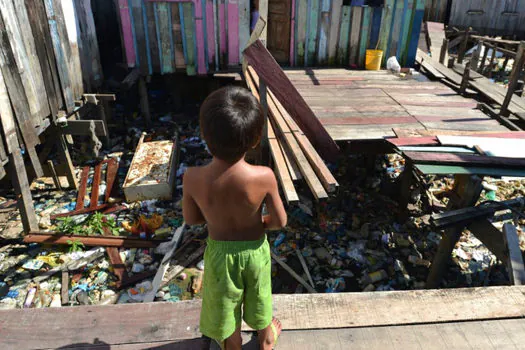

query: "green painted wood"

left=389, top=0, right=405, bottom=59
left=399, top=0, right=415, bottom=65
left=145, top=2, right=161, bottom=73
left=378, top=0, right=395, bottom=65
left=306, top=0, right=319, bottom=66
left=156, top=2, right=174, bottom=74
left=348, top=6, right=362, bottom=66
left=327, top=0, right=342, bottom=65
left=296, top=0, right=308, bottom=66
left=358, top=6, right=372, bottom=68
left=182, top=2, right=196, bottom=75
left=336, top=5, right=351, bottom=65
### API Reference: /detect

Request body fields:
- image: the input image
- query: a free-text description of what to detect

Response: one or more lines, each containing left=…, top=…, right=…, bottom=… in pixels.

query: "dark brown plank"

left=23, top=232, right=160, bottom=248
left=404, top=152, right=525, bottom=168
left=243, top=42, right=339, bottom=161
left=320, top=116, right=419, bottom=125
left=502, top=223, right=525, bottom=285
left=131, top=0, right=149, bottom=75
left=145, top=1, right=160, bottom=73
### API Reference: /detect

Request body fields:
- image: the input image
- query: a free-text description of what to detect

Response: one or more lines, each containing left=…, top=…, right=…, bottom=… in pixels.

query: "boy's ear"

left=252, top=135, right=262, bottom=149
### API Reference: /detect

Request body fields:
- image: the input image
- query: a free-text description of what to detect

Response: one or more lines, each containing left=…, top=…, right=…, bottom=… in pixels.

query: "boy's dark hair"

left=200, top=86, right=264, bottom=162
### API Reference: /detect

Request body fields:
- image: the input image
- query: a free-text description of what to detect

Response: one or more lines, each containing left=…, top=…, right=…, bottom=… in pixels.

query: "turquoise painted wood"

left=406, top=0, right=425, bottom=67
left=336, top=5, right=351, bottom=65
left=327, top=0, right=342, bottom=65
left=369, top=6, right=382, bottom=50
left=378, top=0, right=395, bottom=65
left=180, top=2, right=196, bottom=75
left=397, top=0, right=414, bottom=63
left=317, top=0, right=331, bottom=65
left=306, top=0, right=319, bottom=66
left=348, top=6, right=361, bottom=66
left=156, top=2, right=173, bottom=74
left=358, top=6, right=371, bottom=68
left=388, top=0, right=405, bottom=60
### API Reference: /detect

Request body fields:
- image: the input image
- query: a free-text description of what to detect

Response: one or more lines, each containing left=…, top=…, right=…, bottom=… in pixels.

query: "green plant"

left=66, top=239, right=85, bottom=253
left=56, top=213, right=121, bottom=236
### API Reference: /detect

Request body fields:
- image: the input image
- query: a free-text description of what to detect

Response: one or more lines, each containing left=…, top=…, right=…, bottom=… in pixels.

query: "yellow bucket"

left=365, top=49, right=383, bottom=70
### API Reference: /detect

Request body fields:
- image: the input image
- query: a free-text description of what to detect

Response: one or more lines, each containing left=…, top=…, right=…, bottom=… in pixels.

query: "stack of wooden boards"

left=245, top=66, right=338, bottom=204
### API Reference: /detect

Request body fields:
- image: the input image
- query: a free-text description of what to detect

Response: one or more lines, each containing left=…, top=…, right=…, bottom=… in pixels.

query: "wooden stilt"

left=459, top=61, right=471, bottom=95
left=488, top=45, right=497, bottom=78
left=470, top=41, right=482, bottom=71
left=457, top=28, right=470, bottom=64
left=502, top=223, right=525, bottom=285
left=439, top=38, right=448, bottom=65
left=478, top=42, right=488, bottom=74
left=55, top=135, right=78, bottom=190
left=501, top=42, right=525, bottom=117
left=397, top=160, right=413, bottom=221
left=9, top=149, right=38, bottom=232
left=426, top=175, right=483, bottom=288
left=47, top=160, right=62, bottom=191
left=138, top=76, right=151, bottom=126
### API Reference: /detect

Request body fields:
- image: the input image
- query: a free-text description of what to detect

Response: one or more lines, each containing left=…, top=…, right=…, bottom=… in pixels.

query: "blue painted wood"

left=168, top=4, right=176, bottom=70
left=128, top=0, right=140, bottom=66
left=179, top=3, right=188, bottom=64
left=317, top=0, right=330, bottom=65
left=396, top=0, right=409, bottom=59
left=202, top=0, right=209, bottom=71
left=142, top=0, right=153, bottom=74
left=154, top=3, right=162, bottom=71
left=369, top=6, right=382, bottom=50
left=385, top=0, right=397, bottom=61
left=213, top=0, right=219, bottom=69
left=405, top=1, right=424, bottom=67
left=304, top=0, right=311, bottom=66
left=191, top=2, right=198, bottom=74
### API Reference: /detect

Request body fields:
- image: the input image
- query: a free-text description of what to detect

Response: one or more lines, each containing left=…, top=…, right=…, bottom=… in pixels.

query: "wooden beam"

left=23, top=232, right=161, bottom=248
left=404, top=152, right=525, bottom=168
left=459, top=61, right=470, bottom=94
left=501, top=42, right=525, bottom=117
left=83, top=94, right=116, bottom=104
left=271, top=251, right=316, bottom=293
left=502, top=223, right=525, bottom=285
left=59, top=120, right=108, bottom=136
left=47, top=160, right=62, bottom=190
left=457, top=27, right=470, bottom=64
left=243, top=41, right=339, bottom=162
left=467, top=220, right=508, bottom=263
left=61, top=271, right=69, bottom=305
left=439, top=38, right=449, bottom=64
left=55, top=135, right=78, bottom=189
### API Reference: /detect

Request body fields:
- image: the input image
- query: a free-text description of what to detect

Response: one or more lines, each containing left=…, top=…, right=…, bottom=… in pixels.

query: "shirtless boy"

left=183, top=86, right=287, bottom=349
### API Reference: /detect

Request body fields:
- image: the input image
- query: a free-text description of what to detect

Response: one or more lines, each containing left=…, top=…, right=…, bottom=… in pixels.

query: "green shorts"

left=200, top=235, right=273, bottom=342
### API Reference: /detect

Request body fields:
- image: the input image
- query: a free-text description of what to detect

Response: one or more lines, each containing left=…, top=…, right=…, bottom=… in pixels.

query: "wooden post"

left=55, top=135, right=78, bottom=190
left=502, top=56, right=510, bottom=73
left=457, top=28, right=470, bottom=64
left=478, top=42, right=489, bottom=74
left=502, top=223, right=525, bottom=285
left=47, top=160, right=62, bottom=191
left=61, top=271, right=69, bottom=305
left=426, top=175, right=483, bottom=288
left=259, top=0, right=268, bottom=47
left=439, top=38, right=449, bottom=64
left=488, top=44, right=497, bottom=78
left=516, top=80, right=524, bottom=97
left=470, top=40, right=482, bottom=71
left=138, top=76, right=151, bottom=126
left=500, top=41, right=525, bottom=117
left=447, top=56, right=455, bottom=69
left=459, top=61, right=471, bottom=94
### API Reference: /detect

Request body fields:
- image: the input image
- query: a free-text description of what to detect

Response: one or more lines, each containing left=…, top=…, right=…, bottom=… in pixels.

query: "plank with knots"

left=243, top=41, right=339, bottom=162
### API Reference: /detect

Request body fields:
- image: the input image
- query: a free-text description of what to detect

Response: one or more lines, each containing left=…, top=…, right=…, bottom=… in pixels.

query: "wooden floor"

left=286, top=69, right=508, bottom=141
left=3, top=286, right=525, bottom=349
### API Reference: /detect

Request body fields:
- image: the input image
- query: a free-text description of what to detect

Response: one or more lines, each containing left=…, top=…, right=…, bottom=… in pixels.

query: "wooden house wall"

left=423, top=0, right=448, bottom=23
left=0, top=0, right=102, bottom=178
left=448, top=0, right=525, bottom=39
left=118, top=0, right=425, bottom=75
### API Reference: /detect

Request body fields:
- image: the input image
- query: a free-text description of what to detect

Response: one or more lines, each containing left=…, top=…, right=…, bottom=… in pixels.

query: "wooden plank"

left=358, top=6, right=371, bottom=68
left=1, top=0, right=49, bottom=125
left=44, top=0, right=75, bottom=113
left=24, top=0, right=62, bottom=117
left=398, top=0, right=414, bottom=64
left=58, top=0, right=83, bottom=100
left=388, top=0, right=404, bottom=59
left=117, top=0, right=136, bottom=67
left=368, top=6, right=382, bottom=50
left=171, top=3, right=186, bottom=69
left=238, top=0, right=249, bottom=61
left=336, top=5, right=350, bottom=66
left=316, top=0, right=330, bottom=66
left=279, top=137, right=302, bottom=181
left=295, top=0, right=307, bottom=66
left=467, top=220, right=508, bottom=265
left=23, top=232, right=160, bottom=248
left=205, top=0, right=215, bottom=69
left=503, top=223, right=525, bottom=285
left=218, top=0, right=226, bottom=67
left=243, top=45, right=339, bottom=161
left=60, top=119, right=107, bottom=136
left=416, top=48, right=460, bottom=83
left=227, top=0, right=239, bottom=66
left=195, top=0, right=207, bottom=73
left=156, top=2, right=174, bottom=74
left=271, top=251, right=317, bottom=293
left=501, top=42, right=525, bottom=117
left=378, top=0, right=395, bottom=65
left=0, top=68, right=38, bottom=232
left=348, top=6, right=361, bottom=66
left=327, top=0, right=341, bottom=66
left=404, top=152, right=525, bottom=168
left=258, top=0, right=267, bottom=45
left=306, top=0, right=319, bottom=65
left=181, top=2, right=196, bottom=75
left=145, top=2, right=160, bottom=73
left=130, top=0, right=149, bottom=75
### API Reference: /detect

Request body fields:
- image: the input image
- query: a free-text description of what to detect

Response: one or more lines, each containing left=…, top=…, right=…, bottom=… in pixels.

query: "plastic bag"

left=386, top=56, right=401, bottom=73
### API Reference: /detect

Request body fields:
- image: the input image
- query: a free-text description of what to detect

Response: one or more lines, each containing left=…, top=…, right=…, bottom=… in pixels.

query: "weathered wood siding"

left=119, top=1, right=425, bottom=75
left=448, top=0, right=525, bottom=39
left=0, top=0, right=102, bottom=177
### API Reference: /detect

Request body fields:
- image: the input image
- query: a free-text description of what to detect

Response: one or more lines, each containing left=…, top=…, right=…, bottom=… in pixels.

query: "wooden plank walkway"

left=285, top=69, right=508, bottom=141
left=3, top=286, right=525, bottom=349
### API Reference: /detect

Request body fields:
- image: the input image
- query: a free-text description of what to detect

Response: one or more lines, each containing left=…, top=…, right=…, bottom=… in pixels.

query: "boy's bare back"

left=183, top=158, right=286, bottom=241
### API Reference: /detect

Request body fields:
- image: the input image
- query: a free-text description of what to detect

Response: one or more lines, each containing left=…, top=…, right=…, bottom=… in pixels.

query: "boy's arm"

left=262, top=169, right=287, bottom=230
left=182, top=170, right=206, bottom=225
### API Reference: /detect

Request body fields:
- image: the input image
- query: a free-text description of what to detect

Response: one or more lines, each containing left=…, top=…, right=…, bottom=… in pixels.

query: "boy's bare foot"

left=258, top=318, right=282, bottom=350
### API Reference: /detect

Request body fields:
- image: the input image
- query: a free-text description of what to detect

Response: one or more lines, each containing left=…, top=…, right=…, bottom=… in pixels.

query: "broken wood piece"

left=121, top=68, right=141, bottom=90
left=61, top=271, right=69, bottom=305
left=24, top=232, right=161, bottom=248
left=243, top=40, right=339, bottom=162
left=59, top=120, right=107, bottom=136
left=296, top=249, right=315, bottom=289
left=502, top=223, right=525, bottom=285
left=142, top=224, right=186, bottom=303
left=271, top=251, right=316, bottom=293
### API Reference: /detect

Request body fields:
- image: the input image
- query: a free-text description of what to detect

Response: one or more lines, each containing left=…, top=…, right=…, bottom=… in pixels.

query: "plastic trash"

left=386, top=56, right=401, bottom=73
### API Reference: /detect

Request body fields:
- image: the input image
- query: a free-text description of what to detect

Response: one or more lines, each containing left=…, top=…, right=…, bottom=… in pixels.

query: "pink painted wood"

left=117, top=0, right=136, bottom=67
left=227, top=0, right=239, bottom=65
left=194, top=0, right=207, bottom=74
left=206, top=0, right=215, bottom=66
left=219, top=0, right=226, bottom=63
left=290, top=0, right=295, bottom=66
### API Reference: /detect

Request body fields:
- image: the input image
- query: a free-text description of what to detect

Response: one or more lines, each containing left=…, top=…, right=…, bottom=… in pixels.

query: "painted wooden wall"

left=118, top=0, right=425, bottom=75
left=448, top=0, right=525, bottom=39
left=423, top=0, right=448, bottom=23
